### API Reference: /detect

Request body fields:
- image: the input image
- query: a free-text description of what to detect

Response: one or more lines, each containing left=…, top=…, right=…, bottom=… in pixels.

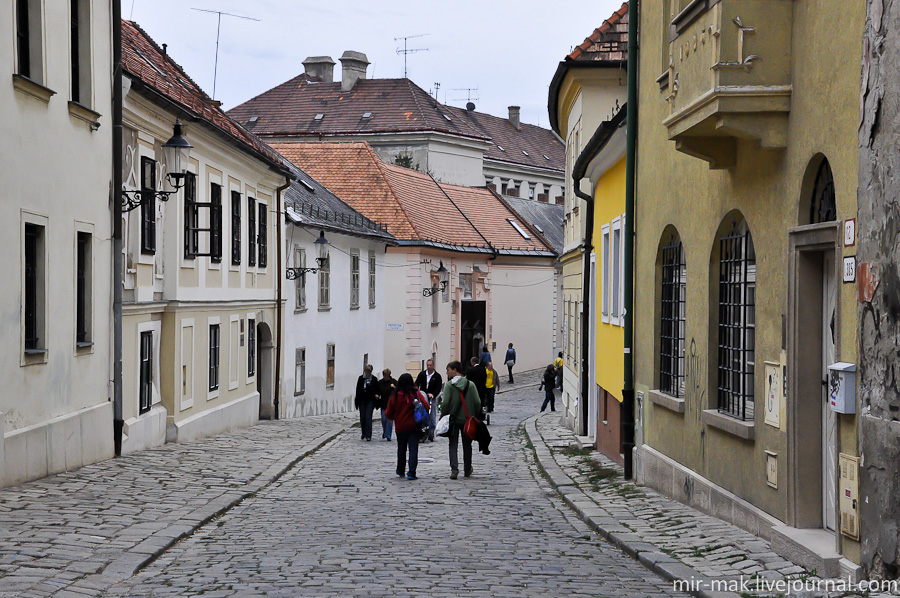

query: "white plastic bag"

left=435, top=414, right=451, bottom=437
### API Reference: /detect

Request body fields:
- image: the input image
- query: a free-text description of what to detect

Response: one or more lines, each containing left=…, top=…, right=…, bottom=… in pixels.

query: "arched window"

left=659, top=232, right=686, bottom=397
left=810, top=159, right=836, bottom=224
left=717, top=220, right=756, bottom=420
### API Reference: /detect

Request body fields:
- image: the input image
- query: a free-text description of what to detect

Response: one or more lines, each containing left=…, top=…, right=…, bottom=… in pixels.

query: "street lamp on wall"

left=286, top=230, right=329, bottom=280
left=423, top=261, right=449, bottom=297
left=121, top=120, right=193, bottom=212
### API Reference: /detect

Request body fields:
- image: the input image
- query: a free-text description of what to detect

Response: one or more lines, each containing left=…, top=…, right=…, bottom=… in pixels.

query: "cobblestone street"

left=98, top=377, right=683, bottom=598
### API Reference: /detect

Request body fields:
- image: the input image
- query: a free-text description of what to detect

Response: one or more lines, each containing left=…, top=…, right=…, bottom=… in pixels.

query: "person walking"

left=441, top=361, right=482, bottom=479
left=504, top=343, right=516, bottom=383
left=554, top=351, right=564, bottom=389
left=354, top=364, right=379, bottom=441
left=415, top=359, right=443, bottom=441
left=377, top=368, right=396, bottom=441
left=385, top=373, right=429, bottom=480
left=466, top=357, right=487, bottom=408
left=480, top=344, right=492, bottom=366
left=539, top=364, right=557, bottom=412
left=484, top=361, right=497, bottom=415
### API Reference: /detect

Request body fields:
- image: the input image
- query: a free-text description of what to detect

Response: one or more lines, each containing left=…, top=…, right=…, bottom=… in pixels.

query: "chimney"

left=508, top=105, right=521, bottom=130
left=339, top=51, right=369, bottom=91
left=302, top=56, right=336, bottom=83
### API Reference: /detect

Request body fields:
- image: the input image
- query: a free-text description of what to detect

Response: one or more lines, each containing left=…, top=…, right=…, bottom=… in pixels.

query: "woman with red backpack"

left=384, top=373, right=430, bottom=480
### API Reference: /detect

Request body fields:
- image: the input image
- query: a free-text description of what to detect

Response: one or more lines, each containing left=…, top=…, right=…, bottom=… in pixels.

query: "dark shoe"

left=396, top=470, right=404, bottom=477
left=551, top=409, right=556, bottom=412
left=450, top=471, right=458, bottom=480
left=366, top=437, right=371, bottom=441
left=464, top=467, right=473, bottom=477
left=406, top=473, right=417, bottom=480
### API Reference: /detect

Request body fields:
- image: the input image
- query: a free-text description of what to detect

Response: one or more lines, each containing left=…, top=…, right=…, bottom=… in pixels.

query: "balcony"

left=662, top=0, right=793, bottom=169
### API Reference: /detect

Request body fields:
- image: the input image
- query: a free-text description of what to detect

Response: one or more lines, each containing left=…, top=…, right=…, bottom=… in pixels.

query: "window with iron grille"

left=208, top=324, right=220, bottom=391
left=210, top=183, right=222, bottom=262
left=183, top=173, right=198, bottom=259
left=76, top=231, right=92, bottom=345
left=231, top=191, right=241, bottom=265
left=659, top=237, right=686, bottom=397
left=318, top=252, right=330, bottom=307
left=140, top=157, right=156, bottom=254
left=248, top=319, right=256, bottom=377
left=294, top=347, right=306, bottom=395
left=368, top=251, right=376, bottom=307
left=24, top=223, right=44, bottom=352
left=717, top=224, right=756, bottom=420
left=139, top=331, right=153, bottom=414
left=810, top=159, right=837, bottom=225
left=350, top=250, right=360, bottom=308
left=247, top=197, right=256, bottom=267
left=295, top=248, right=306, bottom=310
left=257, top=202, right=267, bottom=268
left=326, top=343, right=335, bottom=387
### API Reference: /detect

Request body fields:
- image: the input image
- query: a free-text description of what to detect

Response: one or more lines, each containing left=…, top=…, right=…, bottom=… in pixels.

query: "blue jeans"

left=381, top=410, right=393, bottom=439
left=396, top=429, right=420, bottom=476
left=359, top=400, right=375, bottom=439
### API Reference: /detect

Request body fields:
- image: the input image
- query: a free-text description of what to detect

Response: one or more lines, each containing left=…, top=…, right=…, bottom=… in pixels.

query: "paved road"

left=102, top=384, right=687, bottom=598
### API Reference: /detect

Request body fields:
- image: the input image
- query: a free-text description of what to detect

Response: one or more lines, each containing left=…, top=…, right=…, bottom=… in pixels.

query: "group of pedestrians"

left=355, top=345, right=512, bottom=481
left=538, top=351, right=565, bottom=413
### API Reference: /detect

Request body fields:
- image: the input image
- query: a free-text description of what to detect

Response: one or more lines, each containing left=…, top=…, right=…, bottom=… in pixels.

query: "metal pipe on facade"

left=273, top=179, right=291, bottom=420
left=622, top=0, right=639, bottom=480
left=112, top=0, right=124, bottom=456
left=574, top=184, right=593, bottom=438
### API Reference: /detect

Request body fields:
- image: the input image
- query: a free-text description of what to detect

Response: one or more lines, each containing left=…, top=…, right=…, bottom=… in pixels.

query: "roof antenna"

left=394, top=34, right=429, bottom=79
left=450, top=87, right=480, bottom=104
left=192, top=8, right=260, bottom=100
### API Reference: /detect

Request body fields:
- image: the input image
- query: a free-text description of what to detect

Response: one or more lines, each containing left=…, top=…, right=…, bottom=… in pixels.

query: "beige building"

left=0, top=0, right=114, bottom=487
left=634, top=0, right=864, bottom=575
left=119, top=21, right=291, bottom=452
left=549, top=4, right=629, bottom=434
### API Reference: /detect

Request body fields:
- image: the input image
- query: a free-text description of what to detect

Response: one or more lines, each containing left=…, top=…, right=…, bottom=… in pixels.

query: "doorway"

left=256, top=321, right=275, bottom=420
left=460, top=301, right=486, bottom=365
left=822, top=254, right=837, bottom=531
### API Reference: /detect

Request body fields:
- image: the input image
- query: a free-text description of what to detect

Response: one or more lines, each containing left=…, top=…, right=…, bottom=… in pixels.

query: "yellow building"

left=549, top=3, right=628, bottom=435
left=634, top=0, right=864, bottom=575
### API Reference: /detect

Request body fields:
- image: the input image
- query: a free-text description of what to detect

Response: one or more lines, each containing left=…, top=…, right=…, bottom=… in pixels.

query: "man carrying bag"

left=440, top=361, right=482, bottom=480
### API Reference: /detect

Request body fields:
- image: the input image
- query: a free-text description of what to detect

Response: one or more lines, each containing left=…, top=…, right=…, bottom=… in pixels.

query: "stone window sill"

left=701, top=409, right=755, bottom=440
left=657, top=70, right=670, bottom=91
left=68, top=100, right=101, bottom=127
left=294, top=307, right=308, bottom=314
left=649, top=389, right=684, bottom=414
left=13, top=74, right=56, bottom=104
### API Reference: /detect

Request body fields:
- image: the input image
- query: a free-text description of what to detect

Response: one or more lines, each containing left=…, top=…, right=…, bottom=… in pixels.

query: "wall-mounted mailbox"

left=828, top=362, right=857, bottom=414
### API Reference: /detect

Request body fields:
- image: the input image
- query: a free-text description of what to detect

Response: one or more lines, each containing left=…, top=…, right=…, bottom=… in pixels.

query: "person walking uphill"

left=378, top=368, right=396, bottom=441
left=415, top=359, right=442, bottom=441
left=355, top=365, right=380, bottom=441
left=384, top=373, right=429, bottom=480
left=505, top=343, right=516, bottom=383
left=441, top=361, right=482, bottom=479
left=539, top=364, right=557, bottom=412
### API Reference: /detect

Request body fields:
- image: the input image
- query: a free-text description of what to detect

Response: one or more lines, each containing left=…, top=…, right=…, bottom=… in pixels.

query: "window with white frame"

left=601, top=224, right=610, bottom=322
left=611, top=218, right=622, bottom=321
left=294, top=347, right=306, bottom=395
left=248, top=318, right=256, bottom=377
left=70, top=0, right=91, bottom=106
left=368, top=251, right=376, bottom=307
left=139, top=331, right=153, bottom=414
left=208, top=323, right=220, bottom=392
left=350, top=250, right=360, bottom=308
left=326, top=343, right=335, bottom=387
left=75, top=231, right=92, bottom=347
left=294, top=247, right=306, bottom=310
left=318, top=251, right=330, bottom=308
left=16, top=0, right=44, bottom=83
left=23, top=219, right=46, bottom=355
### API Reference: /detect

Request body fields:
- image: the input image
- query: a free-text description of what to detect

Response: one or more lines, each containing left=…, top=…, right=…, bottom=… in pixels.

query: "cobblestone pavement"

left=530, top=413, right=891, bottom=598
left=98, top=380, right=687, bottom=598
left=0, top=413, right=355, bottom=597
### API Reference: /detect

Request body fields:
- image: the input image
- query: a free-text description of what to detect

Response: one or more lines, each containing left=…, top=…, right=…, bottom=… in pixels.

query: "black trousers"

left=358, top=400, right=375, bottom=439
left=540, top=388, right=556, bottom=412
left=396, top=429, right=420, bottom=476
left=507, top=364, right=514, bottom=383
left=448, top=426, right=473, bottom=473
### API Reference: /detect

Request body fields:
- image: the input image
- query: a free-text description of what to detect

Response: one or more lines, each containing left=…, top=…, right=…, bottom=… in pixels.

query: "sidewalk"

left=0, top=412, right=354, bottom=597
left=524, top=412, right=887, bottom=598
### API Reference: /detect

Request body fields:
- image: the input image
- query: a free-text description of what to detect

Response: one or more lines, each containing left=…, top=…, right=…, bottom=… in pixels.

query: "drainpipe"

left=622, top=0, right=639, bottom=480
left=574, top=184, right=594, bottom=439
left=112, top=2, right=123, bottom=456
left=273, top=178, right=291, bottom=420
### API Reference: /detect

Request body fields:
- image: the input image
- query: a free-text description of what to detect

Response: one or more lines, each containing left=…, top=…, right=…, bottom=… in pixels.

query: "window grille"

left=247, top=197, right=256, bottom=267
left=717, top=225, right=756, bottom=420
left=660, top=238, right=686, bottom=397
left=139, top=331, right=152, bottom=414
left=140, top=157, right=156, bottom=254
left=257, top=202, right=267, bottom=268
left=368, top=251, right=376, bottom=307
left=24, top=223, right=41, bottom=350
left=248, top=319, right=256, bottom=377
left=231, top=191, right=241, bottom=265
left=208, top=324, right=220, bottom=391
left=811, top=159, right=837, bottom=224
left=76, top=232, right=91, bottom=344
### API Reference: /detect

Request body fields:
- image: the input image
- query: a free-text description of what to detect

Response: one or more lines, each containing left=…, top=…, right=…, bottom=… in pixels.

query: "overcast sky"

left=128, top=0, right=626, bottom=129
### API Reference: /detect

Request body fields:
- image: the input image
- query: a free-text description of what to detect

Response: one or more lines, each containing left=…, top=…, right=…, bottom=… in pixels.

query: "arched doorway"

left=256, top=321, right=275, bottom=420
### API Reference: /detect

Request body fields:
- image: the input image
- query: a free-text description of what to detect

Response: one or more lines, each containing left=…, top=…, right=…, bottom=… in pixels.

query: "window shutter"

left=231, top=191, right=241, bottom=265
left=248, top=198, right=256, bottom=267
left=258, top=202, right=267, bottom=268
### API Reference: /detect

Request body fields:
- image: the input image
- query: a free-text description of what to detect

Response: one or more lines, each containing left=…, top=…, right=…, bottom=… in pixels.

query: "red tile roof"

left=227, top=76, right=563, bottom=173
left=121, top=20, right=288, bottom=173
left=271, top=141, right=555, bottom=255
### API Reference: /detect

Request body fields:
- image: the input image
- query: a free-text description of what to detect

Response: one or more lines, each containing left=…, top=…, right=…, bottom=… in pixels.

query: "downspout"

left=623, top=0, right=639, bottom=480
left=112, top=2, right=123, bottom=456
left=574, top=184, right=593, bottom=439
left=273, top=178, right=291, bottom=420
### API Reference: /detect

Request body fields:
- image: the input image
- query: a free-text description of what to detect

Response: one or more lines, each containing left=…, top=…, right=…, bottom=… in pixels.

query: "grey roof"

left=498, top=195, right=565, bottom=254
left=283, top=162, right=395, bottom=243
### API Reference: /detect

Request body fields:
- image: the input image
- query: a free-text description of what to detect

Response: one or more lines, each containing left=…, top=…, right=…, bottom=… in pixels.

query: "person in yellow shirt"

left=554, top=352, right=563, bottom=389
left=484, top=361, right=497, bottom=415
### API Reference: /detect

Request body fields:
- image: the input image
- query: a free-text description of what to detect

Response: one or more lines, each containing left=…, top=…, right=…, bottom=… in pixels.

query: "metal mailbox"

left=828, top=362, right=857, bottom=414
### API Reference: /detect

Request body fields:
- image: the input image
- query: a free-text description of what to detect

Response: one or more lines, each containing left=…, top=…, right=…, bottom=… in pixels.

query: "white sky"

left=127, top=0, right=626, bottom=129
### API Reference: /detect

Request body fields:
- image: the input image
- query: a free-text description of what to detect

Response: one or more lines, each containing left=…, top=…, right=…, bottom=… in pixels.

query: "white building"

left=0, top=0, right=114, bottom=487
left=281, top=165, right=394, bottom=417
left=119, top=21, right=292, bottom=452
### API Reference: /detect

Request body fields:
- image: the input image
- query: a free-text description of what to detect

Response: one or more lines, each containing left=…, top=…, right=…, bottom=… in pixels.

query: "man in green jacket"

left=440, top=361, right=482, bottom=479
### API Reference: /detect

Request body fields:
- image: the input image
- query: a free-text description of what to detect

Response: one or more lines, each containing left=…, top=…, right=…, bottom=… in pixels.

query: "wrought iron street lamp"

left=423, top=261, right=448, bottom=297
left=121, top=120, right=193, bottom=212
left=286, top=230, right=329, bottom=280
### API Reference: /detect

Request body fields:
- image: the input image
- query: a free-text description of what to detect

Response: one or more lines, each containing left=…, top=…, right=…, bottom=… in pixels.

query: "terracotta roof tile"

left=568, top=2, right=629, bottom=62
left=121, top=21, right=288, bottom=172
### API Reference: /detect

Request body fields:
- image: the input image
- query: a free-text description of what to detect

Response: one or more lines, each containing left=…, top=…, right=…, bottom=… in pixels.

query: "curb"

left=523, top=414, right=739, bottom=598
left=71, top=424, right=348, bottom=592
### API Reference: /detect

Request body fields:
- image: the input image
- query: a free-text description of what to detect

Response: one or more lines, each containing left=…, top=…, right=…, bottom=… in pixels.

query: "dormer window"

left=362, top=112, right=372, bottom=118
left=314, top=113, right=324, bottom=120
left=443, top=113, right=452, bottom=121
left=497, top=145, right=505, bottom=152
left=249, top=116, right=259, bottom=123
left=508, top=219, right=531, bottom=240
left=522, top=150, right=529, bottom=156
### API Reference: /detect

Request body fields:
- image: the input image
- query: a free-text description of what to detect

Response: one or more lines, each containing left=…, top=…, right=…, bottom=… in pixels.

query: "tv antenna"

left=394, top=34, right=429, bottom=78
left=430, top=82, right=441, bottom=100
left=192, top=8, right=260, bottom=99
left=450, top=87, right=480, bottom=103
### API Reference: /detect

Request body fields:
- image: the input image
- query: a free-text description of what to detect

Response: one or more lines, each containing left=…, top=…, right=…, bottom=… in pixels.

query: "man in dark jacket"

left=440, top=361, right=482, bottom=479
left=415, top=359, right=442, bottom=441
left=504, top=343, right=516, bottom=383
left=466, top=357, right=487, bottom=409
left=354, top=364, right=379, bottom=441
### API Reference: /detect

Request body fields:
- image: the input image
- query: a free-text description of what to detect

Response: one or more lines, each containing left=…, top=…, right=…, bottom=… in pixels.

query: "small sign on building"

left=765, top=451, right=778, bottom=489
left=764, top=361, right=782, bottom=429
left=843, top=218, right=856, bottom=247
left=386, top=323, right=404, bottom=331
left=843, top=256, right=856, bottom=283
